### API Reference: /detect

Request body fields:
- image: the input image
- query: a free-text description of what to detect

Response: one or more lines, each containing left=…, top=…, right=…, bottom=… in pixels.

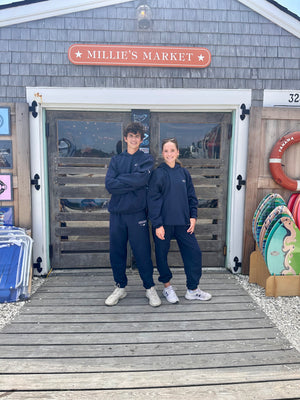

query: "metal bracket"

left=240, top=103, right=250, bottom=120
left=31, top=173, right=40, bottom=190
left=33, top=257, right=43, bottom=273
left=236, top=174, right=246, bottom=190
left=233, top=256, right=241, bottom=272
left=29, top=100, right=38, bottom=118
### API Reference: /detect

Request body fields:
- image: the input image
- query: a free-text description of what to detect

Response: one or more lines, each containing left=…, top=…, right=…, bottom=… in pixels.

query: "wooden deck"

left=0, top=268, right=299, bottom=399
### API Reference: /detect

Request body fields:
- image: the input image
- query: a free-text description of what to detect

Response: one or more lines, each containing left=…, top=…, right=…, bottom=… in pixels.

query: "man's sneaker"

left=105, top=287, right=127, bottom=306
left=185, top=288, right=212, bottom=301
left=163, top=285, right=179, bottom=303
left=146, top=286, right=161, bottom=307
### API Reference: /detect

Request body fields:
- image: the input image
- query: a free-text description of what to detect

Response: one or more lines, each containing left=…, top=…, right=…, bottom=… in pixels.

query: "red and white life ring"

left=269, top=131, right=300, bottom=191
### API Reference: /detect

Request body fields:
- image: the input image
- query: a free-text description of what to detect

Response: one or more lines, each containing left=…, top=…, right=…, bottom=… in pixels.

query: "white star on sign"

left=198, top=54, right=204, bottom=61
left=75, top=50, right=82, bottom=58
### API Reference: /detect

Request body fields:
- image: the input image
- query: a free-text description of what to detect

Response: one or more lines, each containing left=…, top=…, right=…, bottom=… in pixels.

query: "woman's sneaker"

left=185, top=288, right=212, bottom=301
left=146, top=286, right=161, bottom=307
left=163, top=285, right=179, bottom=303
left=105, top=287, right=127, bottom=306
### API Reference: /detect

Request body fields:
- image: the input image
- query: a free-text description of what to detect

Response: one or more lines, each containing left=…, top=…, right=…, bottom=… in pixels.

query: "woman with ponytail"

left=147, top=138, right=212, bottom=303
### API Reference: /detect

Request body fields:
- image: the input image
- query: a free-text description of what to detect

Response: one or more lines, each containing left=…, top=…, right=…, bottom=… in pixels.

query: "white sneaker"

left=105, top=287, right=127, bottom=306
left=185, top=288, right=212, bottom=301
left=146, top=286, right=161, bottom=307
left=163, top=285, right=179, bottom=303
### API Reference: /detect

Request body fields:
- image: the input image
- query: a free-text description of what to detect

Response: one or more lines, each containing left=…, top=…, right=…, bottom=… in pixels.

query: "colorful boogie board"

left=259, top=205, right=293, bottom=255
left=252, top=193, right=281, bottom=241
left=252, top=194, right=274, bottom=240
left=287, top=193, right=298, bottom=213
left=292, top=195, right=300, bottom=229
left=265, top=216, right=300, bottom=275
left=254, top=194, right=285, bottom=245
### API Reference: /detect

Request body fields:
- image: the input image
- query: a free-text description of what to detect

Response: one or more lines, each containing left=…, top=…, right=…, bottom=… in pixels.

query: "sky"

left=276, top=0, right=300, bottom=16
left=0, top=0, right=299, bottom=17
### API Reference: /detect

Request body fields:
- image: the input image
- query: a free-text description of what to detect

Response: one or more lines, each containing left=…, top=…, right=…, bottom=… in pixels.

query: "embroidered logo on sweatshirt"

left=182, top=179, right=186, bottom=183
left=138, top=220, right=147, bottom=227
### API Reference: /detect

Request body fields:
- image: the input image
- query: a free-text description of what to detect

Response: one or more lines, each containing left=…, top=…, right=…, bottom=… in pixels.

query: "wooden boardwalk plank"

left=0, top=269, right=299, bottom=399
left=0, top=338, right=291, bottom=358
left=0, top=349, right=299, bottom=374
left=3, top=318, right=274, bottom=334
left=13, top=309, right=266, bottom=323
left=0, top=328, right=280, bottom=345
left=29, top=289, right=247, bottom=299
left=2, top=380, right=300, bottom=400
left=21, top=295, right=250, bottom=307
left=1, top=368, right=300, bottom=391
left=17, top=302, right=258, bottom=314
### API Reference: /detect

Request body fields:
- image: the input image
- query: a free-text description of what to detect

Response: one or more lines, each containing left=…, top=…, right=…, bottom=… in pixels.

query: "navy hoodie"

left=105, top=150, right=154, bottom=214
left=147, top=162, right=198, bottom=228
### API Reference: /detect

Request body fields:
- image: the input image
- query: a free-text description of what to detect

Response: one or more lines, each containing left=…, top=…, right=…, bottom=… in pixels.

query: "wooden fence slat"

left=58, top=156, right=111, bottom=166
left=57, top=166, right=108, bottom=175
left=56, top=187, right=109, bottom=197
left=56, top=212, right=110, bottom=222
left=55, top=227, right=109, bottom=236
left=56, top=253, right=111, bottom=267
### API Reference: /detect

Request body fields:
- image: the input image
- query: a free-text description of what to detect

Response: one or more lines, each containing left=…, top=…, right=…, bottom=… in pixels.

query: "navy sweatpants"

left=153, top=225, right=202, bottom=290
left=109, top=211, right=155, bottom=289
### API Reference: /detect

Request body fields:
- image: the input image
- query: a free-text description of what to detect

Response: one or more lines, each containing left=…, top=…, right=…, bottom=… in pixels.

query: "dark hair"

left=124, top=122, right=145, bottom=140
left=161, top=137, right=182, bottom=166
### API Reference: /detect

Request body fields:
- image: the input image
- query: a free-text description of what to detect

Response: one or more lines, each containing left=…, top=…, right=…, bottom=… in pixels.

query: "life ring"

left=269, top=131, right=300, bottom=191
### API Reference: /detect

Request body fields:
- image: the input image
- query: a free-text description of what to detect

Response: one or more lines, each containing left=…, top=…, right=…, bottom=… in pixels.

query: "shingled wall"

left=0, top=0, right=299, bottom=105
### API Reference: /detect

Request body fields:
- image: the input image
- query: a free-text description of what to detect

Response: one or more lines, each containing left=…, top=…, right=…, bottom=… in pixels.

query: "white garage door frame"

left=26, top=87, right=251, bottom=275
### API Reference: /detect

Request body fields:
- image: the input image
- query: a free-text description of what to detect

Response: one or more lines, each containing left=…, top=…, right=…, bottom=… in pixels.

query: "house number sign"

left=68, top=44, right=211, bottom=68
left=264, top=90, right=300, bottom=107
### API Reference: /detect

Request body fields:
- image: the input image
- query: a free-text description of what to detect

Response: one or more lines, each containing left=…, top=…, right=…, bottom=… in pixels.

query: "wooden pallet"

left=249, top=250, right=300, bottom=297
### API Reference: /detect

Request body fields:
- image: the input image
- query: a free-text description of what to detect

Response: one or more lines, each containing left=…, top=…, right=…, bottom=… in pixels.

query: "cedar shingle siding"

left=0, top=0, right=299, bottom=105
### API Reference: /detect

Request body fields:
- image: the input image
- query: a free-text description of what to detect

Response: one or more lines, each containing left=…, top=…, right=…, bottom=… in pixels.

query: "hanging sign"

left=131, top=109, right=150, bottom=153
left=68, top=44, right=211, bottom=68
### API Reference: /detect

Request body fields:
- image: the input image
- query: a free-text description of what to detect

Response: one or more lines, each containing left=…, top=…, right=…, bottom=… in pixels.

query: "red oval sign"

left=68, top=44, right=211, bottom=68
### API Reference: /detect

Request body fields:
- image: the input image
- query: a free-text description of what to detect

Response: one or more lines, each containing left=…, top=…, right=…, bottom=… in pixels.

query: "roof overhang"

left=0, top=0, right=299, bottom=40
left=0, top=0, right=133, bottom=27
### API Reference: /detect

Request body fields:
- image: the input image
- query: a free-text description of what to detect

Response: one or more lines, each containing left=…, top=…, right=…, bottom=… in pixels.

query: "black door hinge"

left=31, top=174, right=40, bottom=190
left=240, top=104, right=250, bottom=120
left=33, top=257, right=43, bottom=273
left=29, top=100, right=38, bottom=118
left=236, top=174, right=246, bottom=190
left=233, top=256, right=241, bottom=272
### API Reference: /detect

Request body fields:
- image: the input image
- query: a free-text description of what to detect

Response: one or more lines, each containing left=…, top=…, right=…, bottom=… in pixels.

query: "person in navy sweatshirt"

left=105, top=122, right=161, bottom=307
left=147, top=137, right=212, bottom=304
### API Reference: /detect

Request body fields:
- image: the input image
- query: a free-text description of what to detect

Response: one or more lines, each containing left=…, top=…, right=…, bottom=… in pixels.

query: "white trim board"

left=0, top=0, right=132, bottom=27
left=263, top=90, right=300, bottom=107
left=26, top=87, right=251, bottom=274
left=238, top=0, right=300, bottom=39
left=28, top=87, right=250, bottom=110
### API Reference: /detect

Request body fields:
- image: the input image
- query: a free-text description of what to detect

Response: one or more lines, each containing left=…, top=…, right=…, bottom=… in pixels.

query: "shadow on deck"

left=0, top=268, right=299, bottom=399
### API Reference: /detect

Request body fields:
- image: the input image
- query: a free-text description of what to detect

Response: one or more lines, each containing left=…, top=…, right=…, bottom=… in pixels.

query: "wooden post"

left=15, top=102, right=31, bottom=229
